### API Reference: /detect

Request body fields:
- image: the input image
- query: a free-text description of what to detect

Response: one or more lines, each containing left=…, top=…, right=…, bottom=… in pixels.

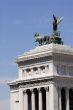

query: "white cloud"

left=0, top=99, right=10, bottom=110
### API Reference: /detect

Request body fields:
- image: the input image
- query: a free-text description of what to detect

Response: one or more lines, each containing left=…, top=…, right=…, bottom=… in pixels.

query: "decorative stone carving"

left=61, top=65, right=66, bottom=75
left=8, top=44, right=73, bottom=110
left=69, top=66, right=73, bottom=76
left=57, top=65, right=67, bottom=75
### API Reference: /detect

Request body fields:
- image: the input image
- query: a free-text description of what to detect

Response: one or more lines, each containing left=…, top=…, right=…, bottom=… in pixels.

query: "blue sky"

left=0, top=0, right=73, bottom=110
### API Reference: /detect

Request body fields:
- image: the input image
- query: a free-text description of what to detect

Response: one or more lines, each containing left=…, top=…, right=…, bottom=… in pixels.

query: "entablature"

left=8, top=76, right=73, bottom=90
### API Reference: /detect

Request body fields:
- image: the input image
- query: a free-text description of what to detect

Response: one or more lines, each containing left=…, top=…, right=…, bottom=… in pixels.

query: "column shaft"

left=24, top=90, right=28, bottom=110
left=38, top=88, right=42, bottom=110
left=58, top=87, right=62, bottom=110
left=31, top=90, right=35, bottom=110
left=66, top=88, right=69, bottom=110
left=45, top=87, right=49, bottom=110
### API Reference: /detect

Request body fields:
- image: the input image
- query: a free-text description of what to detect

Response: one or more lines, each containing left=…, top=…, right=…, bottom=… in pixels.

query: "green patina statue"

left=34, top=15, right=63, bottom=46
left=53, top=14, right=63, bottom=32
left=50, top=14, right=63, bottom=44
left=34, top=32, right=50, bottom=46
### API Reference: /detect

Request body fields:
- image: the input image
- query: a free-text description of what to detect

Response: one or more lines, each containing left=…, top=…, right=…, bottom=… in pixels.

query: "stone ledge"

left=16, top=44, right=73, bottom=63
left=8, top=75, right=73, bottom=86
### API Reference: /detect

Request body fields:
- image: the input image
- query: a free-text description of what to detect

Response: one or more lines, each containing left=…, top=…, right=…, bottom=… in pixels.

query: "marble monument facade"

left=9, top=44, right=73, bottom=110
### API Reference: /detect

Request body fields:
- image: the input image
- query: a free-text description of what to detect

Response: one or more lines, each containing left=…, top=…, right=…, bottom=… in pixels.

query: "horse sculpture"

left=34, top=15, right=63, bottom=46
left=34, top=32, right=50, bottom=46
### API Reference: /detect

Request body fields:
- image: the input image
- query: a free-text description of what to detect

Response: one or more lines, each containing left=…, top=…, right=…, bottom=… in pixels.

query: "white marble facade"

left=9, top=44, right=73, bottom=110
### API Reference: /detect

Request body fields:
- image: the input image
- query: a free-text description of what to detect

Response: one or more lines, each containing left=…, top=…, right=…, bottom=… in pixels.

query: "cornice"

left=16, top=44, right=73, bottom=63
left=8, top=75, right=73, bottom=89
left=8, top=76, right=54, bottom=86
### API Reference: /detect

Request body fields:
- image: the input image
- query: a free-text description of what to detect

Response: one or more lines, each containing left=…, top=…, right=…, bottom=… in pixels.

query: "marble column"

left=31, top=89, right=35, bottom=110
left=38, top=88, right=42, bottom=110
left=58, top=87, right=62, bottom=110
left=24, top=90, right=28, bottom=110
left=45, top=87, right=49, bottom=110
left=66, top=88, right=69, bottom=110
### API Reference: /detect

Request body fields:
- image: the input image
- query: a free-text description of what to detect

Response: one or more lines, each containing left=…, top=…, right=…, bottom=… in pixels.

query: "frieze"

left=10, top=77, right=53, bottom=90
left=19, top=80, right=53, bottom=89
left=9, top=75, right=73, bottom=90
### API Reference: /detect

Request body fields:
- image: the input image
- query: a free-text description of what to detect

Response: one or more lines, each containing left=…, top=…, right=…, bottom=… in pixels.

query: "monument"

left=8, top=15, right=73, bottom=110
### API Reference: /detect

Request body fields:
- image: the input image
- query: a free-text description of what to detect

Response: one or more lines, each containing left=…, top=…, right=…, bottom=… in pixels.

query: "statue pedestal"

left=8, top=43, right=73, bottom=110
